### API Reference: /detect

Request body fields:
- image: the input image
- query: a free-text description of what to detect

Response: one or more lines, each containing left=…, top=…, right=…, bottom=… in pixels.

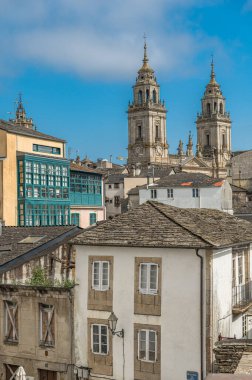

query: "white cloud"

left=243, top=0, right=252, bottom=11
left=0, top=0, right=228, bottom=81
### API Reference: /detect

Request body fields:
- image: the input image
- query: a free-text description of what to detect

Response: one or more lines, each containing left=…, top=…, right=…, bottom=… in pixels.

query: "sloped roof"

left=72, top=201, right=252, bottom=249
left=127, top=173, right=226, bottom=195
left=0, top=225, right=81, bottom=272
left=0, top=119, right=65, bottom=143
left=106, top=174, right=127, bottom=184
left=70, top=162, right=103, bottom=175
left=152, top=172, right=225, bottom=188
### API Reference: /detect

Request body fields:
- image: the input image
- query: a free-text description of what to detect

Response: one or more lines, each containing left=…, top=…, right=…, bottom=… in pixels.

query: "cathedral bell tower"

left=127, top=43, right=168, bottom=170
left=10, top=93, right=35, bottom=130
left=196, top=60, right=231, bottom=168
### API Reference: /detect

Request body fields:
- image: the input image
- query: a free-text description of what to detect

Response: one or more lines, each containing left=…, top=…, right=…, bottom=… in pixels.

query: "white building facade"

left=72, top=201, right=252, bottom=379
left=138, top=174, right=233, bottom=214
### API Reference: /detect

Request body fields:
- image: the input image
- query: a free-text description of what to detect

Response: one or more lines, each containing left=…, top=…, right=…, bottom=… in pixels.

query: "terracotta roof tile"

left=72, top=201, right=252, bottom=248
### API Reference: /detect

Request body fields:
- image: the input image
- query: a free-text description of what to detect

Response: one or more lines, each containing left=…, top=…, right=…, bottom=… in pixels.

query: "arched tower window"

left=137, top=125, right=142, bottom=139
left=222, top=134, right=225, bottom=147
left=146, top=89, right=150, bottom=102
left=153, top=89, right=157, bottom=103
left=138, top=90, right=143, bottom=105
left=214, top=102, right=217, bottom=112
left=206, top=134, right=210, bottom=146
left=207, top=103, right=211, bottom=116
left=219, top=103, right=223, bottom=114
left=156, top=125, right=159, bottom=139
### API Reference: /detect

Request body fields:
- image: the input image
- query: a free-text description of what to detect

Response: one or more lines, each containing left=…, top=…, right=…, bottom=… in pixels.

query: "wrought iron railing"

left=232, top=280, right=252, bottom=308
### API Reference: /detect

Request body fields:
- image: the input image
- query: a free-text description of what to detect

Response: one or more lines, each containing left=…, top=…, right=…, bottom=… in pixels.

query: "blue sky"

left=0, top=0, right=252, bottom=162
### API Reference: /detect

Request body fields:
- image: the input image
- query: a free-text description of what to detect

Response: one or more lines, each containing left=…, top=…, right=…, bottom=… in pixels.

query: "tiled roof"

left=72, top=201, right=252, bottom=248
left=0, top=119, right=66, bottom=143
left=150, top=172, right=225, bottom=188
left=127, top=173, right=226, bottom=195
left=127, top=184, right=146, bottom=195
left=106, top=174, right=127, bottom=184
left=70, top=162, right=103, bottom=175
left=0, top=225, right=81, bottom=271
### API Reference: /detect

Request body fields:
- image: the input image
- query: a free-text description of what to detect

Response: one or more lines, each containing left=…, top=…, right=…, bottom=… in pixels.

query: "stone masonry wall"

left=214, top=340, right=252, bottom=373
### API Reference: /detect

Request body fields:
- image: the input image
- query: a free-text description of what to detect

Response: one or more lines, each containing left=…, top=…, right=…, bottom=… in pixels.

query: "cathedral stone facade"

left=127, top=45, right=231, bottom=178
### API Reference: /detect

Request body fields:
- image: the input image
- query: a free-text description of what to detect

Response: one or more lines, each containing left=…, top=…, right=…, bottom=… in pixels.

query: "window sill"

left=92, top=287, right=109, bottom=292
left=39, top=342, right=55, bottom=348
left=138, top=358, right=157, bottom=363
left=4, top=339, right=18, bottom=345
left=139, top=290, right=158, bottom=295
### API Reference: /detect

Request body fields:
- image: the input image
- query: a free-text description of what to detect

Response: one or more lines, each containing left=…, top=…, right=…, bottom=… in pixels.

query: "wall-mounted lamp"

left=108, top=312, right=124, bottom=338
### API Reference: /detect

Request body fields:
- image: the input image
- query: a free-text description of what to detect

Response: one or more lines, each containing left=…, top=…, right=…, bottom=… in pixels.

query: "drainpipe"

left=196, top=248, right=204, bottom=380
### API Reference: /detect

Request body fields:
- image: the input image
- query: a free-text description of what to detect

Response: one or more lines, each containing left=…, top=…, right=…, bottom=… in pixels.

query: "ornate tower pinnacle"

left=186, top=131, right=194, bottom=157
left=10, top=93, right=35, bottom=130
left=210, top=56, right=217, bottom=84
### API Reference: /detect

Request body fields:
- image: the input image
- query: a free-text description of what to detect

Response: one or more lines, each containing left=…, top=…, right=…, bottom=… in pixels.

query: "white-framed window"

left=232, top=250, right=246, bottom=287
left=167, top=188, right=173, bottom=198
left=92, top=261, right=109, bottom=291
left=138, top=329, right=157, bottom=362
left=92, top=324, right=108, bottom=355
left=192, top=188, right=199, bottom=198
left=139, top=263, right=158, bottom=294
left=150, top=189, right=157, bottom=199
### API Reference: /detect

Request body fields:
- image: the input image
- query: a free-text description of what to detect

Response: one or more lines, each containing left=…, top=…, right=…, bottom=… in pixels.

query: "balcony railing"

left=232, top=280, right=252, bottom=311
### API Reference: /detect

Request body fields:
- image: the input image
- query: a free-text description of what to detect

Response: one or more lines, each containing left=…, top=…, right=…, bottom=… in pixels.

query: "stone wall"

left=214, top=340, right=252, bottom=373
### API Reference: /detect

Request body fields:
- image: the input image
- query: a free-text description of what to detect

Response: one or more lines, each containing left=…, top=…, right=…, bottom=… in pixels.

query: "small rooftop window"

left=18, top=236, right=45, bottom=244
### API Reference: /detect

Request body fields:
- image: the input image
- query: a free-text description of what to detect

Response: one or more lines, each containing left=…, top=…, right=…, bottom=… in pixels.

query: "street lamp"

left=108, top=312, right=124, bottom=338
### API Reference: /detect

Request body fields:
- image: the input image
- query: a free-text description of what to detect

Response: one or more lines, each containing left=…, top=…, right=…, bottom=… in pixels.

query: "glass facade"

left=17, top=155, right=70, bottom=226
left=70, top=171, right=102, bottom=206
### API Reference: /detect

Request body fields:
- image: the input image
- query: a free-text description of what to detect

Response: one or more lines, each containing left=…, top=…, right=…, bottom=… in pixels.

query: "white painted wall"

left=212, top=244, right=252, bottom=342
left=139, top=181, right=233, bottom=213
left=74, top=245, right=205, bottom=380
left=212, top=248, right=233, bottom=341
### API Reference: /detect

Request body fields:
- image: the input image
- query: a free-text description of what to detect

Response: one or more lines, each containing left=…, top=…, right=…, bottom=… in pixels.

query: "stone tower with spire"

left=127, top=42, right=168, bottom=170
left=196, top=60, right=231, bottom=169
left=11, top=93, right=35, bottom=130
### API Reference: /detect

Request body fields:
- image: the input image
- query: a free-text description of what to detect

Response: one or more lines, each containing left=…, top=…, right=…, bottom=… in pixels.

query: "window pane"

left=93, top=343, right=99, bottom=353
left=102, top=262, right=109, bottom=288
left=101, top=344, right=108, bottom=354
left=140, top=264, right=147, bottom=290
left=93, top=325, right=99, bottom=334
left=93, top=262, right=100, bottom=287
left=150, top=265, right=157, bottom=291
left=139, top=330, right=146, bottom=359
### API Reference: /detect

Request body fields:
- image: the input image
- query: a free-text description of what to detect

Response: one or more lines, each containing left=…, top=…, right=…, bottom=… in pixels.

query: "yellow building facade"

left=0, top=119, right=67, bottom=226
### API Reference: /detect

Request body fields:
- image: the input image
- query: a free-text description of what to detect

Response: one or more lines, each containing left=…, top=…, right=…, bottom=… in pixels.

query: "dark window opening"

left=138, top=125, right=142, bottom=139
left=207, top=103, right=211, bottom=115
left=138, top=90, right=143, bottom=105
left=146, top=89, right=150, bottom=102
left=153, top=89, right=157, bottom=103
